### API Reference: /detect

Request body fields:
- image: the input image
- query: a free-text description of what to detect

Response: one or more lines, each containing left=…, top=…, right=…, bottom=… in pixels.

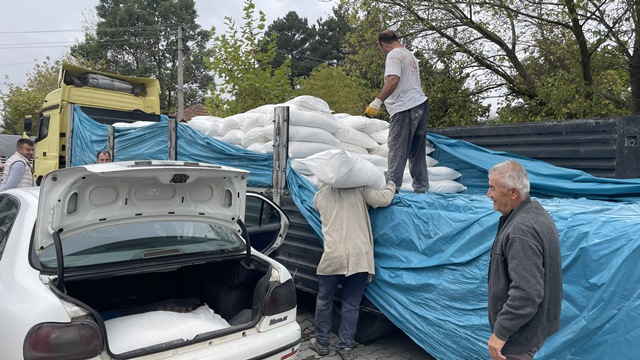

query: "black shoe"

left=338, top=347, right=354, bottom=360
left=309, top=338, right=329, bottom=356
left=413, top=190, right=426, bottom=194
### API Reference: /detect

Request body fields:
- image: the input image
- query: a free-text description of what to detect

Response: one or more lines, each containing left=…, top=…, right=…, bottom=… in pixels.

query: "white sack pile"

left=186, top=95, right=466, bottom=193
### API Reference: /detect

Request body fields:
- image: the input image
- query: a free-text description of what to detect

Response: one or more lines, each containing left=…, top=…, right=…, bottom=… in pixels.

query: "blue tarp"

left=72, top=108, right=640, bottom=359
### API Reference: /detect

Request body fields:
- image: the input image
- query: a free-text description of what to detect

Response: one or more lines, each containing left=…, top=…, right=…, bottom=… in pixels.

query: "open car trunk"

left=58, top=256, right=272, bottom=355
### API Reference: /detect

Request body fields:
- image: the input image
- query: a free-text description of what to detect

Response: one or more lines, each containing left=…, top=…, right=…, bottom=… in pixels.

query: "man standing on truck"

left=364, top=29, right=429, bottom=194
left=486, top=160, right=562, bottom=360
left=0, top=138, right=35, bottom=191
left=309, top=181, right=396, bottom=360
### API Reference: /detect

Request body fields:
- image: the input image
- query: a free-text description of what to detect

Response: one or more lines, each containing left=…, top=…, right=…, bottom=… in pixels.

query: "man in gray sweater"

left=486, top=160, right=562, bottom=360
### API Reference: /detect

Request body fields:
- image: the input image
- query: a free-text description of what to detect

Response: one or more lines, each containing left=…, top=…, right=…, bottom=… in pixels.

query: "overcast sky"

left=0, top=0, right=337, bottom=112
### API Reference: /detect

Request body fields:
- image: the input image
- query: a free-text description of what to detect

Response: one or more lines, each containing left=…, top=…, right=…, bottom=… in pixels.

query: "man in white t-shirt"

left=365, top=30, right=429, bottom=194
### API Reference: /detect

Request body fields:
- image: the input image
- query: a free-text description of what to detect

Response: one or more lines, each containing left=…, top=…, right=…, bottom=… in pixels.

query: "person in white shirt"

left=365, top=29, right=430, bottom=194
left=0, top=138, right=35, bottom=191
left=308, top=181, right=395, bottom=360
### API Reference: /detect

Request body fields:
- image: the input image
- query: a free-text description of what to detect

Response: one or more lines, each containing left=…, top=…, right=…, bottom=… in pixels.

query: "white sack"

left=220, top=117, right=241, bottom=134
left=370, top=129, right=389, bottom=144
left=112, top=121, right=156, bottom=128
left=333, top=113, right=351, bottom=120
left=222, top=129, right=245, bottom=145
left=105, top=306, right=230, bottom=354
left=351, top=153, right=388, bottom=167
left=246, top=141, right=267, bottom=153
left=206, top=122, right=224, bottom=137
left=296, top=149, right=385, bottom=189
left=340, top=115, right=389, bottom=134
left=288, top=106, right=341, bottom=134
left=291, top=159, right=313, bottom=175
left=400, top=180, right=467, bottom=194
left=428, top=166, right=462, bottom=181
left=288, top=141, right=338, bottom=159
left=369, top=144, right=389, bottom=157
left=241, top=127, right=268, bottom=148
left=336, top=142, right=369, bottom=154
left=302, top=174, right=319, bottom=186
left=403, top=166, right=461, bottom=183
left=262, top=125, right=339, bottom=146
left=333, top=126, right=379, bottom=149
left=261, top=141, right=274, bottom=153
left=188, top=116, right=222, bottom=135
left=285, top=95, right=332, bottom=114
left=427, top=156, right=439, bottom=167
left=426, top=145, right=436, bottom=154
left=241, top=113, right=272, bottom=132
left=429, top=180, right=467, bottom=193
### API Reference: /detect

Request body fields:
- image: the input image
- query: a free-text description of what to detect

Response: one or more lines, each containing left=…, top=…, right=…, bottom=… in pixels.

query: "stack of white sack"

left=185, top=95, right=466, bottom=193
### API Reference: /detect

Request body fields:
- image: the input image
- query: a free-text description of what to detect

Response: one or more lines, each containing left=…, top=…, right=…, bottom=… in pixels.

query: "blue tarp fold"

left=72, top=110, right=640, bottom=359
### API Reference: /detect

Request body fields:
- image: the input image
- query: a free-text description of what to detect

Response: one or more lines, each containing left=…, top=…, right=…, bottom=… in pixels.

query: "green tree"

left=206, top=0, right=294, bottom=117
left=1, top=58, right=63, bottom=134
left=340, top=1, right=488, bottom=124
left=263, top=11, right=317, bottom=81
left=71, top=0, right=212, bottom=114
left=307, top=4, right=352, bottom=67
left=368, top=0, right=633, bottom=120
left=297, top=64, right=370, bottom=114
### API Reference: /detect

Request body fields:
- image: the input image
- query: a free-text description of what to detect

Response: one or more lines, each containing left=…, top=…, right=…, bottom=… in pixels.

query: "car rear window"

left=38, top=220, right=244, bottom=269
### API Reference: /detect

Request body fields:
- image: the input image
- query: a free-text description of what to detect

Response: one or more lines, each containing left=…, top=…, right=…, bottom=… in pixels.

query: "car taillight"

left=23, top=320, right=103, bottom=360
left=265, top=278, right=296, bottom=316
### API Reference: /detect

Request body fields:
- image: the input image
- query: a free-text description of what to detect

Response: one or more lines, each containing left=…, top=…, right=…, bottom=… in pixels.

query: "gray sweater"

left=488, top=197, right=562, bottom=354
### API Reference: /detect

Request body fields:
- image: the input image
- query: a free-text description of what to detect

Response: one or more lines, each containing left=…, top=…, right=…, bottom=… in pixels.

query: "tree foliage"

left=263, top=11, right=317, bottom=81
left=263, top=5, right=352, bottom=86
left=1, top=58, right=64, bottom=134
left=296, top=64, right=370, bottom=115
left=338, top=1, right=488, bottom=124
left=366, top=0, right=635, bottom=121
left=205, top=0, right=294, bottom=117
left=71, top=0, right=212, bottom=114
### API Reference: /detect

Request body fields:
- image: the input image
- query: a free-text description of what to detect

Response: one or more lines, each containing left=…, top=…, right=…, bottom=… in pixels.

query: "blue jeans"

left=386, top=100, right=430, bottom=192
left=314, top=272, right=368, bottom=349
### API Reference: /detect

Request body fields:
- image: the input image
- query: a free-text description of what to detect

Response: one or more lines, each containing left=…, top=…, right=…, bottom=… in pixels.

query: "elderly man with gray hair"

left=486, top=160, right=562, bottom=360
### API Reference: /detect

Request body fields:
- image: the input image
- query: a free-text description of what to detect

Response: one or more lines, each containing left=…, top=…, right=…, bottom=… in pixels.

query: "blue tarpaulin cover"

left=72, top=108, right=640, bottom=359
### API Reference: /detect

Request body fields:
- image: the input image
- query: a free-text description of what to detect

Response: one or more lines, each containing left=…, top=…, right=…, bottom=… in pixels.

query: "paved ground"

left=294, top=292, right=436, bottom=360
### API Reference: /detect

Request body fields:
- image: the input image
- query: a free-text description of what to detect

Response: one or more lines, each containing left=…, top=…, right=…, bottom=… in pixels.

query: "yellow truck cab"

left=30, top=63, right=162, bottom=184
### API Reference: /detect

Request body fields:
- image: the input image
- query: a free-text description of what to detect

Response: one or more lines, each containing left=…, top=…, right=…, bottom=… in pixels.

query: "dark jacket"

left=488, top=197, right=562, bottom=354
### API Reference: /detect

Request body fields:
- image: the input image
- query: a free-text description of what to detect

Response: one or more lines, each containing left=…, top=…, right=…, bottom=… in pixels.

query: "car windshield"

left=38, top=220, right=245, bottom=269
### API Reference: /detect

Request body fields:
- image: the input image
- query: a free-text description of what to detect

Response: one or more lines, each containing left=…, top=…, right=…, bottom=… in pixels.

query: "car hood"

left=35, top=161, right=249, bottom=251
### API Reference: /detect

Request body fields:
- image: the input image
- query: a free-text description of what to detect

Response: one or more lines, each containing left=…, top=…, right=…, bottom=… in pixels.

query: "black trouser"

left=386, top=100, right=430, bottom=192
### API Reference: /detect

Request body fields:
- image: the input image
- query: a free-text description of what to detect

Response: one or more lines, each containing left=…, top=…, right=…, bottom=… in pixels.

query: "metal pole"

left=177, top=26, right=184, bottom=122
left=272, top=106, right=290, bottom=205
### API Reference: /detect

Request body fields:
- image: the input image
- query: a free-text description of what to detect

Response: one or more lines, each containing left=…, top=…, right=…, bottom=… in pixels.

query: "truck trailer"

left=26, top=64, right=640, bottom=360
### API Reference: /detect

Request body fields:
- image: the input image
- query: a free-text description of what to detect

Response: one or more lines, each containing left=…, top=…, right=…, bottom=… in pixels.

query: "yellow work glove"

left=364, top=98, right=383, bottom=117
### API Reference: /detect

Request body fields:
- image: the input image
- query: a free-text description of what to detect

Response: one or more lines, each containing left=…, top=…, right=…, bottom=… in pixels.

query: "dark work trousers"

left=386, top=100, right=430, bottom=192
left=314, top=272, right=368, bottom=349
left=504, top=348, right=539, bottom=360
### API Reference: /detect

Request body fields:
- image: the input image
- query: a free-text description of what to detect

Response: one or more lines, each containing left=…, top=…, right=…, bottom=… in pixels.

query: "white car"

left=0, top=161, right=300, bottom=360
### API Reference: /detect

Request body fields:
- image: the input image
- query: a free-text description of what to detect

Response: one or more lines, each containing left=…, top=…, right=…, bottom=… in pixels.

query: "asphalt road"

left=294, top=291, right=436, bottom=360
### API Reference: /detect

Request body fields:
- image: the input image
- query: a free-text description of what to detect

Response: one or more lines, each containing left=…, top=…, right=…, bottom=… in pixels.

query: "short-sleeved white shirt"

left=383, top=47, right=427, bottom=116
